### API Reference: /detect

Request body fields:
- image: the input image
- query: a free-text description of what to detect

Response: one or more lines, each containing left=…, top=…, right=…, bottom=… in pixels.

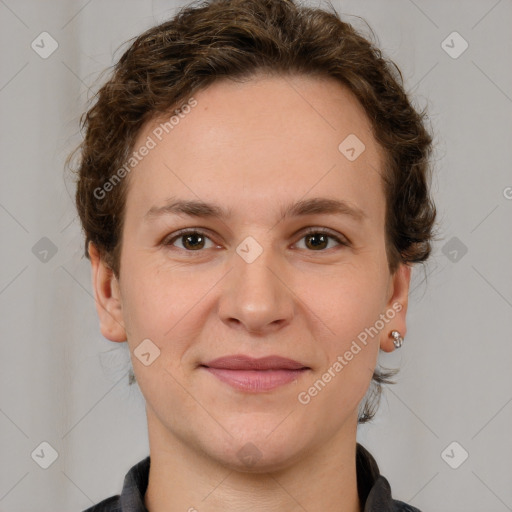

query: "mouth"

left=200, top=355, right=310, bottom=392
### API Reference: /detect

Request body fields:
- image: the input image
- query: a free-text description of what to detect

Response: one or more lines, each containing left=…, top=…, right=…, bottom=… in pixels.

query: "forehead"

left=124, top=74, right=386, bottom=226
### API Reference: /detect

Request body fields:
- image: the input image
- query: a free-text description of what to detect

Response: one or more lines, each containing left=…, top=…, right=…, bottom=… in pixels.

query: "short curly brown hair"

left=68, top=0, right=437, bottom=423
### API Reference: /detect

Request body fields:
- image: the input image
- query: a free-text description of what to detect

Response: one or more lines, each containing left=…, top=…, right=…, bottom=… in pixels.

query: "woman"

left=70, top=0, right=437, bottom=510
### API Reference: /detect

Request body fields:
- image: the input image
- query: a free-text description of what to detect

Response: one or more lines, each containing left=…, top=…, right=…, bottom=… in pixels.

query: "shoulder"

left=357, top=444, right=423, bottom=512
left=81, top=495, right=121, bottom=512
left=366, top=476, right=423, bottom=512
left=392, top=498, right=423, bottom=512
left=80, top=455, right=150, bottom=512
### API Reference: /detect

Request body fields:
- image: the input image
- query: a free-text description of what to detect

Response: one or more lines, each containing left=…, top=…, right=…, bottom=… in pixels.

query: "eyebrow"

left=144, top=197, right=367, bottom=223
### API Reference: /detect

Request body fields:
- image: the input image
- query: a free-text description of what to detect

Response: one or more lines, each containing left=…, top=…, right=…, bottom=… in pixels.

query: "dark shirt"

left=82, top=443, right=422, bottom=511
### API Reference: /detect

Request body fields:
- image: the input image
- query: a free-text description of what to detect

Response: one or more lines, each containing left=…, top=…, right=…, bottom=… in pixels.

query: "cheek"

left=120, top=270, right=201, bottom=414
left=296, top=263, right=387, bottom=407
left=120, top=262, right=210, bottom=361
left=297, top=262, right=389, bottom=341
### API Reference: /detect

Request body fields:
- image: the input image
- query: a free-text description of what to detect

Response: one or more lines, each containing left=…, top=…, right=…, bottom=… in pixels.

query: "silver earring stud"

left=390, top=330, right=403, bottom=349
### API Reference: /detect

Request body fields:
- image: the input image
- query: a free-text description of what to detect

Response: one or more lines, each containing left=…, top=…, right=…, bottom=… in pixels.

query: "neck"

left=144, top=409, right=361, bottom=512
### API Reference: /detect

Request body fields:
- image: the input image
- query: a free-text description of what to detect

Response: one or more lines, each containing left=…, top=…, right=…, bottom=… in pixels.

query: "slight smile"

left=200, top=355, right=311, bottom=392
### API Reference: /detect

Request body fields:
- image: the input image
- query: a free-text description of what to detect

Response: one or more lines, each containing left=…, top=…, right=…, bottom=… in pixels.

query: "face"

left=90, top=73, right=410, bottom=472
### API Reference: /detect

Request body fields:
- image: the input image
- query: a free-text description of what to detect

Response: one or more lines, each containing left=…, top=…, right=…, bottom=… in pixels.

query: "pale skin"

left=89, top=73, right=411, bottom=512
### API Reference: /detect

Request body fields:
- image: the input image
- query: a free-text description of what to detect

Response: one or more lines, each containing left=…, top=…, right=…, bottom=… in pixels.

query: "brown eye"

left=164, top=230, right=214, bottom=251
left=296, top=228, right=349, bottom=251
left=305, top=233, right=330, bottom=250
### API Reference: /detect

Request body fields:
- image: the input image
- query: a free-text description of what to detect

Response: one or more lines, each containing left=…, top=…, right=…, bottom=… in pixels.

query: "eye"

left=295, top=227, right=350, bottom=251
left=163, top=229, right=217, bottom=251
left=162, top=227, right=350, bottom=253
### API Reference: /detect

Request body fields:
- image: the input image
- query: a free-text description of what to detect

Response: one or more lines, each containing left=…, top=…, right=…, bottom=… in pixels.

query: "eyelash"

left=162, top=227, right=350, bottom=253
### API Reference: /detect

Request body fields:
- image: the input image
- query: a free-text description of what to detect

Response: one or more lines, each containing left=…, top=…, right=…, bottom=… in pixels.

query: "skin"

left=89, top=73, right=411, bottom=512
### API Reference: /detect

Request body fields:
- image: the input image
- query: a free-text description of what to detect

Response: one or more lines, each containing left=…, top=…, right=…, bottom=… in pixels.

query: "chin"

left=203, top=422, right=309, bottom=473
left=218, top=443, right=304, bottom=474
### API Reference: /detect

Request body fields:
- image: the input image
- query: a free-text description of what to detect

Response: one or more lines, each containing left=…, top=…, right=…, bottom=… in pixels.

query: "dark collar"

left=84, top=443, right=421, bottom=511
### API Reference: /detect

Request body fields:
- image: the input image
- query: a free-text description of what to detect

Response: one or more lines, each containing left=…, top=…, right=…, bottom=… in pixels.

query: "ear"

left=88, top=241, right=127, bottom=342
left=380, top=263, right=411, bottom=353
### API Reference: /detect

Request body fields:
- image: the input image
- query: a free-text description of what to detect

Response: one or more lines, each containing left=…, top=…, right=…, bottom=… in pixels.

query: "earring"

left=390, top=330, right=403, bottom=349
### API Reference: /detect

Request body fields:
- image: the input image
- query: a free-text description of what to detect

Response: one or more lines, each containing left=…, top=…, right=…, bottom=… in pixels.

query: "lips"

left=200, top=355, right=310, bottom=392
left=202, top=355, right=309, bottom=371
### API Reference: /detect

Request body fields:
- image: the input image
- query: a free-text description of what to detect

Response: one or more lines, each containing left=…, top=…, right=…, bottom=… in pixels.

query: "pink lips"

left=201, top=355, right=310, bottom=392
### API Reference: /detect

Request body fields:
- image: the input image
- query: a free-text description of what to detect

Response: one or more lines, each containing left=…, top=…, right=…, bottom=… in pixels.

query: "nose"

left=217, top=239, right=295, bottom=335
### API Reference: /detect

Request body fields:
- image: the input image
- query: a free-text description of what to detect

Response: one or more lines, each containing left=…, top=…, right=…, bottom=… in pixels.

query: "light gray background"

left=1, top=0, right=511, bottom=510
